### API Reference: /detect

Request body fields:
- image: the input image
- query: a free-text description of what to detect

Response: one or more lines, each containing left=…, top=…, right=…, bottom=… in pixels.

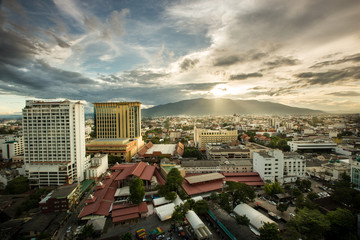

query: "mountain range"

left=142, top=98, right=323, bottom=117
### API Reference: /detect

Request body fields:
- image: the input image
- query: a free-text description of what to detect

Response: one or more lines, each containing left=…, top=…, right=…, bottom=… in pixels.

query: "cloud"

left=311, top=53, right=360, bottom=68
left=295, top=66, right=360, bottom=85
left=179, top=58, right=199, bottom=71
left=229, top=72, right=263, bottom=80
left=214, top=55, right=242, bottom=66
left=265, top=56, right=300, bottom=68
left=327, top=91, right=360, bottom=97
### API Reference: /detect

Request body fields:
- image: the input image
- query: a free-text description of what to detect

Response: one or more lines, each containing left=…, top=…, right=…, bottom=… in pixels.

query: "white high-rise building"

left=23, top=100, right=87, bottom=187
left=253, top=150, right=284, bottom=183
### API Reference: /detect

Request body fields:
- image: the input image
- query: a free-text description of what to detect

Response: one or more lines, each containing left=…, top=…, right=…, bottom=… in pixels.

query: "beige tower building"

left=94, top=102, right=141, bottom=139
left=194, top=127, right=238, bottom=150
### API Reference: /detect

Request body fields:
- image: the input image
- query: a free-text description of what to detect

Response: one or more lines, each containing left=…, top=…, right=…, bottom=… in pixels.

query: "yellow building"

left=194, top=127, right=238, bottom=150
left=94, top=102, right=141, bottom=139
left=160, top=163, right=186, bottom=178
left=86, top=138, right=139, bottom=162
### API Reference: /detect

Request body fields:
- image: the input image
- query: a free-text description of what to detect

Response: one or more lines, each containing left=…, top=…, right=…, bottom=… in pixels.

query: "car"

left=229, top=213, right=236, bottom=218
left=260, top=196, right=266, bottom=201
left=289, top=213, right=295, bottom=217
left=269, top=200, right=277, bottom=206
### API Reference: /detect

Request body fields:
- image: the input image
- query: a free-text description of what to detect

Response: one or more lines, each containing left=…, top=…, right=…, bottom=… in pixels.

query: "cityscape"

left=1, top=0, right=360, bottom=240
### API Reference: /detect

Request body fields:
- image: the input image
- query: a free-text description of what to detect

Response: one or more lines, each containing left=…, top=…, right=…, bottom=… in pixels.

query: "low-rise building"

left=137, top=142, right=184, bottom=161
left=194, top=127, right=238, bottom=150
left=287, top=140, right=337, bottom=152
left=39, top=184, right=81, bottom=214
left=181, top=158, right=253, bottom=174
left=86, top=138, right=139, bottom=162
left=85, top=154, right=108, bottom=180
left=283, top=152, right=306, bottom=183
left=206, top=144, right=251, bottom=160
left=253, top=150, right=284, bottom=183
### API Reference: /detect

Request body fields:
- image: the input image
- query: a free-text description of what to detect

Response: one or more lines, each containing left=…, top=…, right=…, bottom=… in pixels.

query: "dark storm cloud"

left=213, top=49, right=269, bottom=67
left=295, top=66, right=360, bottom=85
left=0, top=27, right=44, bottom=67
left=327, top=91, right=360, bottom=97
left=229, top=72, right=263, bottom=80
left=265, top=56, right=300, bottom=68
left=311, top=53, right=360, bottom=68
left=179, top=58, right=199, bottom=70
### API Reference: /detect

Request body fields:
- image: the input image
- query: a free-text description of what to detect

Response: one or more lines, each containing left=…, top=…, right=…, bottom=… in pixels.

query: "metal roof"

left=185, top=173, right=224, bottom=184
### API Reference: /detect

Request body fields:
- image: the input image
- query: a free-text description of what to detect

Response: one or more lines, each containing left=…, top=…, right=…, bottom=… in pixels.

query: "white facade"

left=2, top=136, right=23, bottom=160
left=287, top=140, right=336, bottom=152
left=23, top=100, right=86, bottom=187
left=283, top=152, right=306, bottom=183
left=85, top=154, right=108, bottom=179
left=253, top=150, right=284, bottom=183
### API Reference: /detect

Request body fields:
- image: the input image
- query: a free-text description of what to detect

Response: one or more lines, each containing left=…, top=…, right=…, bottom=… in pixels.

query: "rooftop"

left=145, top=144, right=177, bottom=155
left=185, top=173, right=224, bottom=184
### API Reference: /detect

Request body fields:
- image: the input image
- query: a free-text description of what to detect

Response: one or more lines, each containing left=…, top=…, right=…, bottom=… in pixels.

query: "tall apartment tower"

left=93, top=102, right=141, bottom=139
left=23, top=100, right=86, bottom=187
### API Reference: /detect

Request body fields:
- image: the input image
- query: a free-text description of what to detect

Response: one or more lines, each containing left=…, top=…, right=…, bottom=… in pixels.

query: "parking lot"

left=101, top=214, right=187, bottom=240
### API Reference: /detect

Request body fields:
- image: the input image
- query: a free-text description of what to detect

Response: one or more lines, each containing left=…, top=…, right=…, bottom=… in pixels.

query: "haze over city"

left=0, top=0, right=360, bottom=114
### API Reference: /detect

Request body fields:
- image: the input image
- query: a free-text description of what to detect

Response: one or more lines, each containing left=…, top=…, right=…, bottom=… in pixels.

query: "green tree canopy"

left=287, top=207, right=330, bottom=240
left=264, top=182, right=284, bottom=196
left=325, top=208, right=356, bottom=240
left=236, top=215, right=250, bottom=225
left=193, top=200, right=209, bottom=215
left=5, top=176, right=29, bottom=194
left=276, top=203, right=289, bottom=213
left=182, top=147, right=203, bottom=159
left=227, top=181, right=256, bottom=206
left=77, top=224, right=95, bottom=240
left=259, top=222, right=281, bottom=240
left=129, top=177, right=145, bottom=204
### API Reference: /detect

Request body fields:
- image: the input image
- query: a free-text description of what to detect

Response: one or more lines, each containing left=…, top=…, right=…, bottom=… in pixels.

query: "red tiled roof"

left=78, top=171, right=120, bottom=218
left=112, top=213, right=139, bottom=223
left=138, top=202, right=148, bottom=213
left=222, top=172, right=260, bottom=177
left=111, top=164, right=135, bottom=171
left=132, top=162, right=147, bottom=177
left=154, top=170, right=165, bottom=185
left=112, top=206, right=139, bottom=217
left=182, top=179, right=223, bottom=196
left=112, top=203, right=134, bottom=210
left=140, top=165, right=155, bottom=181
left=115, top=165, right=136, bottom=181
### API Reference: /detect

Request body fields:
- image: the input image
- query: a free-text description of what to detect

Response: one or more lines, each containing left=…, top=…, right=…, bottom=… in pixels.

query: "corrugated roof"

left=140, top=165, right=156, bottom=181
left=185, top=173, right=224, bottom=184
left=132, top=162, right=147, bottom=177
left=182, top=179, right=223, bottom=195
left=112, top=213, right=139, bottom=223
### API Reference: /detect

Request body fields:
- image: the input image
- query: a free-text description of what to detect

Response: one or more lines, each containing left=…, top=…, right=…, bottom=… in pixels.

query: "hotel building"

left=94, top=102, right=141, bottom=139
left=23, top=100, right=87, bottom=187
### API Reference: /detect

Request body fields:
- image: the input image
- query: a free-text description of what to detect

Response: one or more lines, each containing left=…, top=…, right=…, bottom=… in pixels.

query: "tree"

left=5, top=176, right=29, bottom=194
left=276, top=203, right=288, bottom=213
left=210, top=192, right=218, bottom=202
left=77, top=224, right=95, bottom=240
left=291, top=187, right=303, bottom=198
left=166, top=168, right=183, bottom=192
left=121, top=232, right=133, bottom=240
left=165, top=191, right=177, bottom=201
left=219, top=192, right=232, bottom=212
left=307, top=191, right=318, bottom=201
left=259, top=222, right=281, bottom=240
left=182, top=147, right=203, bottom=159
left=172, top=204, right=187, bottom=224
left=287, top=207, right=330, bottom=240
left=325, top=208, right=356, bottom=240
left=108, top=155, right=123, bottom=165
left=129, top=177, right=145, bottom=204
left=227, top=181, right=255, bottom=206
left=264, top=182, right=284, bottom=196
left=236, top=215, right=250, bottom=225
left=193, top=200, right=209, bottom=215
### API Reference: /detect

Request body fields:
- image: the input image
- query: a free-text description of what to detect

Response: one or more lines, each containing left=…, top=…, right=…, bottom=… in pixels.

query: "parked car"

left=269, top=200, right=277, bottom=206
left=289, top=213, right=295, bottom=217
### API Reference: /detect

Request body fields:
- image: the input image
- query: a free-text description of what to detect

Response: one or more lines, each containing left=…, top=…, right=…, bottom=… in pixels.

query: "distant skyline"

left=0, top=0, right=360, bottom=115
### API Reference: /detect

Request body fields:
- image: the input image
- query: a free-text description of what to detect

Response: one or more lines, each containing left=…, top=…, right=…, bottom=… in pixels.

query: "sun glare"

left=210, top=84, right=228, bottom=96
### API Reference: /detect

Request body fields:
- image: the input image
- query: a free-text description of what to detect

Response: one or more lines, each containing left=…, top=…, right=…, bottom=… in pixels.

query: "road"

left=54, top=186, right=95, bottom=240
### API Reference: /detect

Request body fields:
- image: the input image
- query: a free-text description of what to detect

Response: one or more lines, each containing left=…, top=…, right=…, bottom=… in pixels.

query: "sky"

left=0, top=0, right=360, bottom=114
